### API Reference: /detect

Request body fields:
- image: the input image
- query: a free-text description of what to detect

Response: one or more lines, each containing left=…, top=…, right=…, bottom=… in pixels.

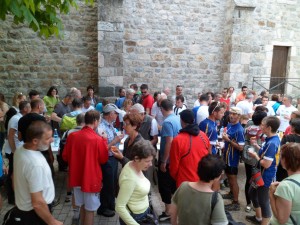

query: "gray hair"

left=126, top=88, right=135, bottom=96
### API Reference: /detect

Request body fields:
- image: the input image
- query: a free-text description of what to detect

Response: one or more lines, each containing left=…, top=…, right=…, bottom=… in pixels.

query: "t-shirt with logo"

left=223, top=122, right=245, bottom=167
left=199, top=118, right=218, bottom=154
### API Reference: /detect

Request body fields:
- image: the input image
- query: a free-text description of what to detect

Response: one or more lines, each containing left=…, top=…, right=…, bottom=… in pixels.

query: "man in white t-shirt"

left=276, top=96, right=298, bottom=132
left=13, top=121, right=62, bottom=225
left=236, top=92, right=254, bottom=117
left=196, top=95, right=209, bottom=125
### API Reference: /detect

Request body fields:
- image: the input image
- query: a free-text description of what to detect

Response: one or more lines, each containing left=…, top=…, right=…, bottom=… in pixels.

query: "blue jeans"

left=119, top=208, right=150, bottom=225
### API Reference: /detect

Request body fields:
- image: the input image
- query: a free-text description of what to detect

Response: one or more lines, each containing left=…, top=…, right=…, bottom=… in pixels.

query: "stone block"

left=230, top=64, right=243, bottom=73
left=241, top=53, right=251, bottom=64
left=267, top=21, right=276, bottom=28
left=98, top=21, right=114, bottom=31
left=137, top=40, right=152, bottom=46
left=125, top=41, right=137, bottom=46
left=98, top=53, right=104, bottom=67
left=107, top=76, right=123, bottom=86
left=171, top=48, right=185, bottom=54
left=99, top=86, right=115, bottom=97
left=98, top=31, right=104, bottom=41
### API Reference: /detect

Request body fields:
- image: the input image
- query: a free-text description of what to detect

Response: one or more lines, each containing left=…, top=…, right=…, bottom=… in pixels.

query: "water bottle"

left=219, top=126, right=224, bottom=138
left=53, top=129, right=59, bottom=147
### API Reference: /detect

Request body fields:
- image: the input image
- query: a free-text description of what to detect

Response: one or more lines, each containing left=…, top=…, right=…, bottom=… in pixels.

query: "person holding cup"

left=246, top=116, right=281, bottom=225
left=243, top=110, right=267, bottom=212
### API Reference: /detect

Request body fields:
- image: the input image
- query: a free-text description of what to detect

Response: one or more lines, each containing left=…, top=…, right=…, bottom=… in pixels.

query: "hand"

left=222, top=133, right=230, bottom=142
left=160, top=163, right=166, bottom=172
left=49, top=219, right=63, bottom=225
left=3, top=165, right=8, bottom=175
left=115, top=134, right=125, bottom=143
left=111, top=147, right=124, bottom=160
left=269, top=181, right=280, bottom=194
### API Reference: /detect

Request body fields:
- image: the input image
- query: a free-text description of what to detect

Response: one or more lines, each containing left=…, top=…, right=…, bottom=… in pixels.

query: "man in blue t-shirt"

left=222, top=107, right=245, bottom=211
left=199, top=101, right=226, bottom=154
left=158, top=99, right=181, bottom=221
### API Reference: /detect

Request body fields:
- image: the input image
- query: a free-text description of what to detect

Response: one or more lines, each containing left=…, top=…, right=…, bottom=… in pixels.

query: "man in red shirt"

left=169, top=109, right=210, bottom=188
left=220, top=88, right=230, bottom=110
left=63, top=110, right=108, bottom=225
left=140, top=84, right=154, bottom=115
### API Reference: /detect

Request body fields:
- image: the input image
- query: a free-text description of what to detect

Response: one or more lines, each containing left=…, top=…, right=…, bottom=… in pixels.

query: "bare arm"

left=169, top=204, right=178, bottom=225
left=145, top=108, right=151, bottom=115
left=270, top=182, right=291, bottom=224
left=50, top=112, right=62, bottom=123
left=150, top=135, right=158, bottom=146
left=31, top=191, right=63, bottom=225
left=160, top=136, right=173, bottom=172
left=8, top=128, right=17, bottom=153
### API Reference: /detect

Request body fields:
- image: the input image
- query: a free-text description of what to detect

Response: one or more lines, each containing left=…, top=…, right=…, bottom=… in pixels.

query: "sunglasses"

left=212, top=102, right=220, bottom=113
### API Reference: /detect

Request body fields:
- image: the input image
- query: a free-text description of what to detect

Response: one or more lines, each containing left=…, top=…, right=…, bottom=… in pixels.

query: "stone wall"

left=98, top=0, right=228, bottom=105
left=98, top=0, right=300, bottom=106
left=0, top=2, right=98, bottom=104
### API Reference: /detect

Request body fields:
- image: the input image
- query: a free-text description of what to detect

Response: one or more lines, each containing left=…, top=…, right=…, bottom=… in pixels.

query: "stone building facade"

left=98, top=0, right=300, bottom=105
left=0, top=0, right=299, bottom=106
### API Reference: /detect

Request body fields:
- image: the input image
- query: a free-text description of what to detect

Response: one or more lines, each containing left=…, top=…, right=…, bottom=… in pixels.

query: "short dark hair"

left=290, top=118, right=300, bottom=134
left=200, top=94, right=209, bottom=102
left=262, top=96, right=269, bottom=100
left=160, top=99, right=173, bottom=111
left=123, top=113, right=143, bottom=131
left=242, top=86, right=247, bottom=90
left=255, top=105, right=268, bottom=113
left=76, top=113, right=85, bottom=125
left=129, top=140, right=156, bottom=160
left=30, top=99, right=44, bottom=109
left=197, top=154, right=225, bottom=182
left=252, top=111, right=267, bottom=126
left=84, top=110, right=100, bottom=125
left=46, top=86, right=58, bottom=97
left=82, top=96, right=91, bottom=103
left=281, top=143, right=300, bottom=172
left=87, top=85, right=94, bottom=91
left=28, top=90, right=39, bottom=99
left=154, top=91, right=161, bottom=99
left=72, top=98, right=83, bottom=108
left=19, top=101, right=30, bottom=111
left=271, top=94, right=279, bottom=102
left=130, top=84, right=138, bottom=91
left=208, top=101, right=226, bottom=115
left=26, top=121, right=52, bottom=142
left=206, top=91, right=215, bottom=99
left=262, top=116, right=280, bottom=133
left=140, top=84, right=148, bottom=90
left=175, top=95, right=184, bottom=102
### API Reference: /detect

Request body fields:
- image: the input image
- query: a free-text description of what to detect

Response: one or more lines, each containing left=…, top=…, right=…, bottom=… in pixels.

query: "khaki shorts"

left=73, top=187, right=100, bottom=211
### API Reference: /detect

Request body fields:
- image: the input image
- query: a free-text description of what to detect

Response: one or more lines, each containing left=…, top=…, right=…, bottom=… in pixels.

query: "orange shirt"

left=235, top=92, right=246, bottom=104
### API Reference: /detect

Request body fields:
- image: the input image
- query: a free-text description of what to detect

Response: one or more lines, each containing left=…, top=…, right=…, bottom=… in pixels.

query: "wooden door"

left=270, top=46, right=289, bottom=94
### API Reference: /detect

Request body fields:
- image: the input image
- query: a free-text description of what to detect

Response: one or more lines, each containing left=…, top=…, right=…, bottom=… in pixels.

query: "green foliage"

left=0, top=0, right=93, bottom=38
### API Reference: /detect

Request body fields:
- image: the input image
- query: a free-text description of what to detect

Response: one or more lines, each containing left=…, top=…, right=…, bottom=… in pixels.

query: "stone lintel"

left=234, top=0, right=256, bottom=9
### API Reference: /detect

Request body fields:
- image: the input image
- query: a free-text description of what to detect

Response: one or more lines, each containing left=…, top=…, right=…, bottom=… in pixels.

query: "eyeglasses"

left=212, top=102, right=220, bottom=113
left=141, top=91, right=147, bottom=94
left=123, top=122, right=131, bottom=127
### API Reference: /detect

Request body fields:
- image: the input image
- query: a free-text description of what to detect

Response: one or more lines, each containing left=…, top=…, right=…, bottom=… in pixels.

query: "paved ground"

left=0, top=159, right=254, bottom=224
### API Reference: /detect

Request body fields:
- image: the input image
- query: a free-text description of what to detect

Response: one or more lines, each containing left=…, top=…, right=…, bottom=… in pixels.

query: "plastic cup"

left=248, top=147, right=255, bottom=153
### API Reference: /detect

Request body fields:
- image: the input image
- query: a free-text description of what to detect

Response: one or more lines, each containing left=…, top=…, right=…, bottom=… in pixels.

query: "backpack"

left=60, top=113, right=77, bottom=132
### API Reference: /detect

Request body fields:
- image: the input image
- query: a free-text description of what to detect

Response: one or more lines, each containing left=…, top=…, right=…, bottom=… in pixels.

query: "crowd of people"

left=0, top=84, right=300, bottom=225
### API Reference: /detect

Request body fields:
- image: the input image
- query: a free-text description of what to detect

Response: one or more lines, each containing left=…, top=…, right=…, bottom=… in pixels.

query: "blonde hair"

left=12, top=92, right=26, bottom=107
